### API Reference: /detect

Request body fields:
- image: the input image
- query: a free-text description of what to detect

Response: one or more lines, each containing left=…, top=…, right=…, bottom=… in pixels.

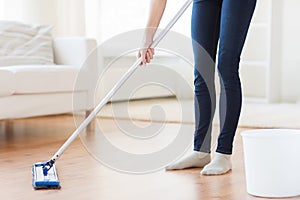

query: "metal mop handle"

left=43, top=0, right=193, bottom=173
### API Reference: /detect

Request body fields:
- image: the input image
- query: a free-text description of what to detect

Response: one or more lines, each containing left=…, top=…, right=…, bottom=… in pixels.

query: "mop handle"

left=50, top=0, right=193, bottom=163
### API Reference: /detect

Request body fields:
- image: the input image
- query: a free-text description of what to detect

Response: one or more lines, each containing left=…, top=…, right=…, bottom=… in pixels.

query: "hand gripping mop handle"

left=43, top=0, right=193, bottom=173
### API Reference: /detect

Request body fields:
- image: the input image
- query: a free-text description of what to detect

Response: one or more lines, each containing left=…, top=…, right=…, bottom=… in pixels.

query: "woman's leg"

left=166, top=0, right=222, bottom=170
left=192, top=0, right=222, bottom=153
left=217, top=0, right=257, bottom=155
left=201, top=0, right=256, bottom=175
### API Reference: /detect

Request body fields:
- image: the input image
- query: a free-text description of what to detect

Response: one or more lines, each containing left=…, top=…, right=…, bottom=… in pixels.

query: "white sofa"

left=0, top=37, right=98, bottom=120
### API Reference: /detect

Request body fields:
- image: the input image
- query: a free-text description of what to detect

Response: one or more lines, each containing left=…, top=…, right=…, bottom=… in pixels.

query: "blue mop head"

left=32, top=162, right=61, bottom=189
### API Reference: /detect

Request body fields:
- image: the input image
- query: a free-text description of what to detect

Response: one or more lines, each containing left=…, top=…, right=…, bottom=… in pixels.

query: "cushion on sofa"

left=1, top=65, right=80, bottom=94
left=0, top=21, right=54, bottom=66
left=0, top=69, right=14, bottom=96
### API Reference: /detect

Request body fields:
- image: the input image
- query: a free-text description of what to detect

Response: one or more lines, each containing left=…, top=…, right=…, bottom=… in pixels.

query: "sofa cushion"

left=0, top=69, right=14, bottom=97
left=0, top=21, right=54, bottom=66
left=1, top=65, right=80, bottom=94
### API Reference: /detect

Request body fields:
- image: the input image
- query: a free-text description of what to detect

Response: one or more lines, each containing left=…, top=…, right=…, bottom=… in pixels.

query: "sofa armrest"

left=53, top=37, right=99, bottom=110
left=53, top=37, right=97, bottom=68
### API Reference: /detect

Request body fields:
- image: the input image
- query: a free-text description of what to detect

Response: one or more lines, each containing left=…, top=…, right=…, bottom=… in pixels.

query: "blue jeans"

left=192, top=0, right=256, bottom=154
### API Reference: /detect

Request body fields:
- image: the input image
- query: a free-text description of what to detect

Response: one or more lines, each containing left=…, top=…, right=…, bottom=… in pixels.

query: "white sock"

left=200, top=152, right=232, bottom=175
left=165, top=151, right=211, bottom=170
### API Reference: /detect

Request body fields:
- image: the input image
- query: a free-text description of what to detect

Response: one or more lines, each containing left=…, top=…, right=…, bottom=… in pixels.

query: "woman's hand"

left=138, top=0, right=167, bottom=65
left=137, top=45, right=155, bottom=66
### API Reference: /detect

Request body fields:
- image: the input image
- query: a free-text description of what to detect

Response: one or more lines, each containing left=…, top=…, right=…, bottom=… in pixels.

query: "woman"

left=138, top=0, right=256, bottom=175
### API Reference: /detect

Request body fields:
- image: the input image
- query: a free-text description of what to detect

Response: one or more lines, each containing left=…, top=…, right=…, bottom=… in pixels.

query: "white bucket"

left=241, top=129, right=300, bottom=198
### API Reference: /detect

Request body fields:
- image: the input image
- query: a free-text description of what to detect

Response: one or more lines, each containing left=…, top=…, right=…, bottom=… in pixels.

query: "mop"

left=32, top=0, right=193, bottom=189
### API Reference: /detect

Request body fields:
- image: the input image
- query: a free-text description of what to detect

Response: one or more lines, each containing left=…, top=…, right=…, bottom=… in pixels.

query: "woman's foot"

left=166, top=151, right=211, bottom=170
left=201, top=152, right=232, bottom=175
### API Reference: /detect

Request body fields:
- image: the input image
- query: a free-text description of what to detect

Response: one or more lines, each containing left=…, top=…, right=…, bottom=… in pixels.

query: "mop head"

left=32, top=162, right=61, bottom=189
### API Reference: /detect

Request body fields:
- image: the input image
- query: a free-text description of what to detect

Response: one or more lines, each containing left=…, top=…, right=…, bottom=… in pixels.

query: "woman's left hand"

left=137, top=46, right=155, bottom=66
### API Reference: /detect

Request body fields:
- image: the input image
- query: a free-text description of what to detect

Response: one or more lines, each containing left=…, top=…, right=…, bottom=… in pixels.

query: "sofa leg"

left=3, top=120, right=14, bottom=138
left=86, top=110, right=95, bottom=132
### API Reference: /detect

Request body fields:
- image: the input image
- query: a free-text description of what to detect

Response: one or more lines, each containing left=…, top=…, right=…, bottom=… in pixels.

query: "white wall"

left=0, top=0, right=85, bottom=37
left=0, top=0, right=23, bottom=20
left=55, top=0, right=86, bottom=37
left=22, top=0, right=58, bottom=33
left=240, top=0, right=271, bottom=100
left=85, top=0, right=102, bottom=41
left=281, top=0, right=300, bottom=102
left=239, top=0, right=300, bottom=103
left=98, top=0, right=191, bottom=42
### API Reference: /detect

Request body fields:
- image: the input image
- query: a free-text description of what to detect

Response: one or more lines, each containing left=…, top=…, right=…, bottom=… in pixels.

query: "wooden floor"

left=0, top=115, right=298, bottom=200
